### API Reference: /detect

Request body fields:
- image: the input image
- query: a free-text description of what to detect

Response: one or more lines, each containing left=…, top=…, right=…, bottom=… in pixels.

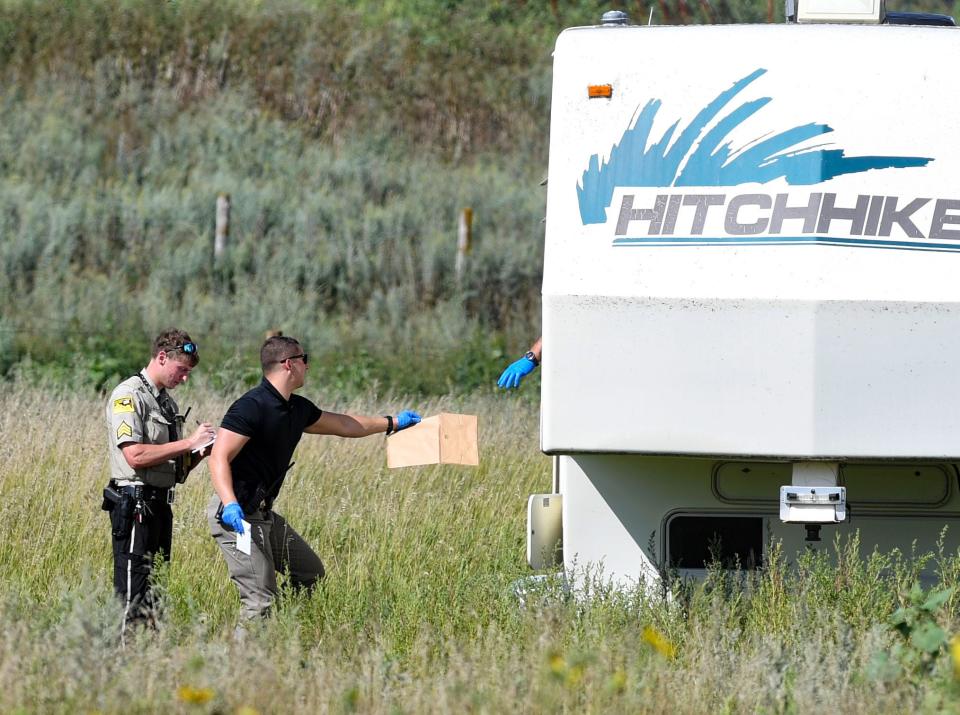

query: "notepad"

left=191, top=435, right=216, bottom=453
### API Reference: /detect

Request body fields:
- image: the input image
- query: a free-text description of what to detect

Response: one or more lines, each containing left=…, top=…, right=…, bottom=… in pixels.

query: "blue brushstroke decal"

left=578, top=69, right=932, bottom=225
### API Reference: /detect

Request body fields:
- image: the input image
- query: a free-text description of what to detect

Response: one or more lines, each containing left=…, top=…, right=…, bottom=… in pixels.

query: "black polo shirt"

left=220, top=378, right=322, bottom=509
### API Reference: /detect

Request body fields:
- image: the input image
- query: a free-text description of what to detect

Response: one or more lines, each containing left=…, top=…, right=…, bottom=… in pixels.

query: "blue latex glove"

left=221, top=502, right=246, bottom=534
left=497, top=356, right=536, bottom=389
left=396, top=410, right=421, bottom=430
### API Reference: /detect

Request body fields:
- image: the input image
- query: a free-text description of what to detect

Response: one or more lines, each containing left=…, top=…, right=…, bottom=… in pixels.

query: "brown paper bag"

left=387, top=413, right=479, bottom=468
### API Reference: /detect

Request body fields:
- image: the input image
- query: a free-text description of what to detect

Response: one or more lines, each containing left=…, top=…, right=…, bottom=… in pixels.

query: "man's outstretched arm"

left=304, top=410, right=421, bottom=436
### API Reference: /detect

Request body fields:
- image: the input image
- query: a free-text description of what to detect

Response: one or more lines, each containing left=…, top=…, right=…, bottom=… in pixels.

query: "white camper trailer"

left=529, top=2, right=960, bottom=587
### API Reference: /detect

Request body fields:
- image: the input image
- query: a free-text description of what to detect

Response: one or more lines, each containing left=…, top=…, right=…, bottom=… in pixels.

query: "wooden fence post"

left=455, top=207, right=473, bottom=286
left=214, top=193, right=231, bottom=262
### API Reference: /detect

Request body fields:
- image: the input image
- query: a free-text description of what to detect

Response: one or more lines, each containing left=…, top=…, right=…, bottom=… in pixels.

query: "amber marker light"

left=587, top=84, right=613, bottom=99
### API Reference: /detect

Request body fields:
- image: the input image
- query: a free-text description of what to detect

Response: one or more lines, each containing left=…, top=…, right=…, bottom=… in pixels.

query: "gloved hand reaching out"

left=497, top=355, right=537, bottom=389
left=221, top=502, right=246, bottom=534
left=396, top=410, right=421, bottom=430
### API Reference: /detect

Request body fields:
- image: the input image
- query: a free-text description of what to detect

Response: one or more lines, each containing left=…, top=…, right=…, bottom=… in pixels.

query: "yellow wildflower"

left=607, top=668, right=628, bottom=694
left=176, top=685, right=215, bottom=704
left=642, top=625, right=676, bottom=659
left=548, top=651, right=567, bottom=680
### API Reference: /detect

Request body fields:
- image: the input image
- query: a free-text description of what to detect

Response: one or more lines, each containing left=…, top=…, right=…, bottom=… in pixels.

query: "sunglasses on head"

left=168, top=342, right=198, bottom=356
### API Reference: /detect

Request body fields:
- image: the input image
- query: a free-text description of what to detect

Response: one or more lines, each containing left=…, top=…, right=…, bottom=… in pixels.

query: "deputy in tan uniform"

left=103, top=328, right=215, bottom=629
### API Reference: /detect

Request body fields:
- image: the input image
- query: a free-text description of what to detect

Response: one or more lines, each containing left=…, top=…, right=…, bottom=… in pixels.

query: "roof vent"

left=601, top=10, right=629, bottom=26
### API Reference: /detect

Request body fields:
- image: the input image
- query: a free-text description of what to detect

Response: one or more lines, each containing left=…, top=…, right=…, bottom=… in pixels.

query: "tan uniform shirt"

left=106, top=370, right=183, bottom=488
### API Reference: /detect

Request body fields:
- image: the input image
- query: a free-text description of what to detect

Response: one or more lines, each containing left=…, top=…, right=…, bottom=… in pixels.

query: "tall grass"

left=2, top=379, right=960, bottom=712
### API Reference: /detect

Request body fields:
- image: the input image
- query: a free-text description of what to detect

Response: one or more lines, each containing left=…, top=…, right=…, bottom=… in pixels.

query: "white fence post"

left=214, top=193, right=231, bottom=262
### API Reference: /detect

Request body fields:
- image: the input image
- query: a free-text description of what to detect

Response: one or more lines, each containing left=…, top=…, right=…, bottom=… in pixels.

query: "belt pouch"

left=112, top=492, right=136, bottom=539
left=101, top=484, right=121, bottom=512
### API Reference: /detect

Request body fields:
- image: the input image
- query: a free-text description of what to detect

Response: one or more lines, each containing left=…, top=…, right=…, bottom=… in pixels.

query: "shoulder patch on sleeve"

left=117, top=421, right=133, bottom=440
left=113, top=396, right=135, bottom=414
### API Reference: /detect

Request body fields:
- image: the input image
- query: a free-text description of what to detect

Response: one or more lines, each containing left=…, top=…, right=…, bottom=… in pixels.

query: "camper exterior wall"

left=559, top=454, right=960, bottom=586
left=541, top=24, right=960, bottom=458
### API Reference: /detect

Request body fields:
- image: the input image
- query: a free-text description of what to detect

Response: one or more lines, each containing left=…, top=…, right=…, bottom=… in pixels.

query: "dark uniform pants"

left=207, top=494, right=325, bottom=620
left=110, top=500, right=173, bottom=623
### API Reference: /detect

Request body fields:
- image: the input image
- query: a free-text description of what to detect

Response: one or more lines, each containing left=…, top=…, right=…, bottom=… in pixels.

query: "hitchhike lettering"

left=614, top=192, right=960, bottom=250
left=576, top=68, right=948, bottom=250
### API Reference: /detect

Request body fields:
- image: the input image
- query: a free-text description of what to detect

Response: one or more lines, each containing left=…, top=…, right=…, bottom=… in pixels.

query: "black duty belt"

left=114, top=483, right=173, bottom=503
left=238, top=496, right=274, bottom=515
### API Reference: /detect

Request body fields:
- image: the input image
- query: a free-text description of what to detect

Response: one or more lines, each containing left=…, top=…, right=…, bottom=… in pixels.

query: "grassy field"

left=2, top=379, right=960, bottom=713
left=4, top=2, right=960, bottom=712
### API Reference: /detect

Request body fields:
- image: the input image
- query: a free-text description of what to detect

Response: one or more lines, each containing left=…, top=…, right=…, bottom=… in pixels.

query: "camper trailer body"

left=536, top=17, right=960, bottom=585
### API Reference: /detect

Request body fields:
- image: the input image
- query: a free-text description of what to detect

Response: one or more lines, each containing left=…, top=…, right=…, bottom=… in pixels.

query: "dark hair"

left=152, top=328, right=199, bottom=366
left=261, top=335, right=302, bottom=372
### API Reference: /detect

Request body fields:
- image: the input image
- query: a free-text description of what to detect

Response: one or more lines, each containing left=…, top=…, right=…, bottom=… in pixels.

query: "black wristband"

left=524, top=350, right=540, bottom=367
left=385, top=415, right=394, bottom=435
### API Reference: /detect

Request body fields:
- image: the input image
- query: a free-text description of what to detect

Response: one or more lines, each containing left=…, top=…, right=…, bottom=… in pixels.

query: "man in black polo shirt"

left=206, top=335, right=421, bottom=620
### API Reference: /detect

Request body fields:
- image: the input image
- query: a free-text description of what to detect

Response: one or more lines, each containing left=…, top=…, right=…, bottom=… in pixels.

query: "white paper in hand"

left=192, top=435, right=216, bottom=453
left=236, top=520, right=252, bottom=555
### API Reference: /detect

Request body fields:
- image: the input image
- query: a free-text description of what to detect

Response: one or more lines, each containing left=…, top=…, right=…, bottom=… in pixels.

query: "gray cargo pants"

left=207, top=494, right=325, bottom=620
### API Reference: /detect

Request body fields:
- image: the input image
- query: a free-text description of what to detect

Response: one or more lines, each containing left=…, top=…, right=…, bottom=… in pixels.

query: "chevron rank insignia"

left=117, top=421, right=133, bottom=440
left=113, top=397, right=134, bottom=414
